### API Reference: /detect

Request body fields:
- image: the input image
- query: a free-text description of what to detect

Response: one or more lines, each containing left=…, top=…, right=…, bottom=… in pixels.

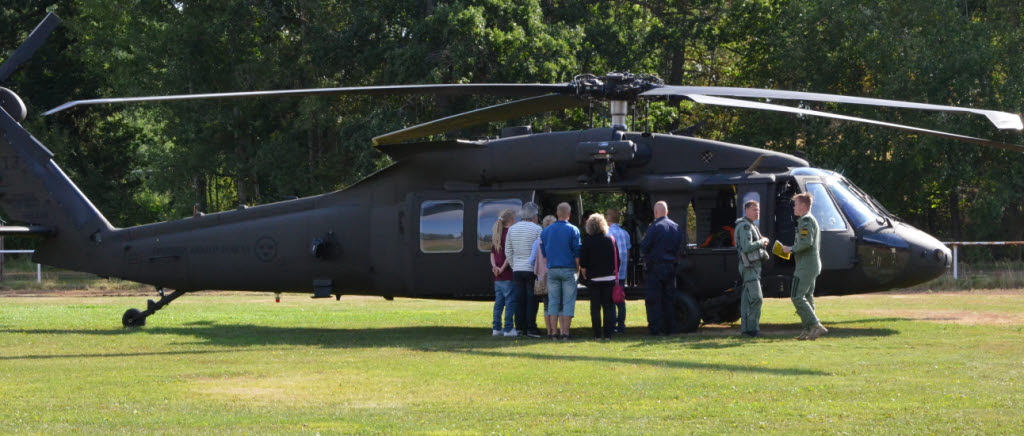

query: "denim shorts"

left=545, top=267, right=578, bottom=317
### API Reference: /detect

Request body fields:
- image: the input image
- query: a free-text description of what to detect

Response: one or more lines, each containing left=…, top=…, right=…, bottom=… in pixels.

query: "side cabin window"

left=477, top=199, right=523, bottom=252
left=420, top=200, right=464, bottom=253
left=805, top=183, right=847, bottom=231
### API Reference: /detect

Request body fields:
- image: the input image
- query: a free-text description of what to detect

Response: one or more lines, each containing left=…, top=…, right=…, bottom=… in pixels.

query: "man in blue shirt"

left=640, top=201, right=682, bottom=335
left=540, top=202, right=582, bottom=340
left=606, top=208, right=631, bottom=333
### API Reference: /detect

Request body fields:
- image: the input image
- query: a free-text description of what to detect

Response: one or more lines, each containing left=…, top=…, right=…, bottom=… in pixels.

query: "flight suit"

left=791, top=214, right=822, bottom=332
left=734, top=217, right=764, bottom=335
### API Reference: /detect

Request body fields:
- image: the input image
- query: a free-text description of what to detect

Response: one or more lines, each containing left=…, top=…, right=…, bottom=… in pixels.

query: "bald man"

left=540, top=202, right=582, bottom=340
left=639, top=201, right=682, bottom=336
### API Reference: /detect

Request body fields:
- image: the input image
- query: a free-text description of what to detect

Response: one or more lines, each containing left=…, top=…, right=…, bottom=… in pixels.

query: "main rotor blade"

left=643, top=86, right=1023, bottom=130
left=43, top=83, right=571, bottom=115
left=681, top=93, right=1024, bottom=152
left=373, top=94, right=585, bottom=146
left=0, top=12, right=61, bottom=83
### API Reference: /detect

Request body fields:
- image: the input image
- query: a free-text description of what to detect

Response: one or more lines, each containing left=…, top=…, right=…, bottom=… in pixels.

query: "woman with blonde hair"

left=579, top=213, right=618, bottom=340
left=491, top=208, right=518, bottom=336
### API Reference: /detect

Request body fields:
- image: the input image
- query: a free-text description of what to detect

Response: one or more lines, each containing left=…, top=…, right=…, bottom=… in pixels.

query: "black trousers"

left=645, top=263, right=676, bottom=335
left=589, top=281, right=615, bottom=338
left=512, top=271, right=538, bottom=332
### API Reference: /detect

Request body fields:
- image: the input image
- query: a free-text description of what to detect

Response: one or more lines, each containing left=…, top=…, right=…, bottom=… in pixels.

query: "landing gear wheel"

left=673, top=292, right=701, bottom=333
left=122, top=308, right=146, bottom=328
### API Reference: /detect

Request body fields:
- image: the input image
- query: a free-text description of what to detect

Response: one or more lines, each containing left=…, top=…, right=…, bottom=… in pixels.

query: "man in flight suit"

left=734, top=200, right=769, bottom=337
left=783, top=193, right=828, bottom=340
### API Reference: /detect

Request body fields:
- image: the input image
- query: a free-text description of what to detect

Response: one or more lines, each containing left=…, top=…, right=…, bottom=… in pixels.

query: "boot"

left=808, top=323, right=828, bottom=340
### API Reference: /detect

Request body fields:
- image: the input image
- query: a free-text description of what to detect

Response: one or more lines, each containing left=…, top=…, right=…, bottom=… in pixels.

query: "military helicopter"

left=3, top=14, right=1022, bottom=330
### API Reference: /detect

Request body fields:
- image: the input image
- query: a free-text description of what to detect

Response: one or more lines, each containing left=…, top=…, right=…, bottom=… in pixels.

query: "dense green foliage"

left=2, top=1, right=1022, bottom=251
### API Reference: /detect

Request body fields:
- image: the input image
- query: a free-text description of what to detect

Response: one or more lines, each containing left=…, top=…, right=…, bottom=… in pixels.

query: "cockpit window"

left=826, top=179, right=881, bottom=228
left=805, top=183, right=847, bottom=231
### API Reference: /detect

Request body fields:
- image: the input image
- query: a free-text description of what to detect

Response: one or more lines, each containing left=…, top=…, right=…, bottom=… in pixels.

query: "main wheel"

left=672, top=291, right=701, bottom=333
left=122, top=308, right=146, bottom=328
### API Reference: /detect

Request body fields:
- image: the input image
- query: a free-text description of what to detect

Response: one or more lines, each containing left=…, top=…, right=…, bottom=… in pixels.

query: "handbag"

left=611, top=236, right=626, bottom=304
left=534, top=273, right=548, bottom=296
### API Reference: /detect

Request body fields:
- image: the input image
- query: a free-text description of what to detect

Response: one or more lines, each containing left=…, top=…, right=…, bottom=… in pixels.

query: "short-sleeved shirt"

left=540, top=220, right=582, bottom=269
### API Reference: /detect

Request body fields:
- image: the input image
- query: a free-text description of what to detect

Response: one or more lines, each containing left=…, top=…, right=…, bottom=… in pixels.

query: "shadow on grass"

left=0, top=321, right=898, bottom=375
left=0, top=349, right=227, bottom=361
left=443, top=349, right=829, bottom=376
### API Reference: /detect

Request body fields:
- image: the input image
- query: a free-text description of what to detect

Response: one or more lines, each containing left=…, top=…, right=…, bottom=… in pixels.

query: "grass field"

left=1, top=290, right=1022, bottom=434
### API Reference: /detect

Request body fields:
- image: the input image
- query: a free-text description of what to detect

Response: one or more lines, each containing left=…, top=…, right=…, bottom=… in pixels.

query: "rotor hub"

left=570, top=72, right=663, bottom=101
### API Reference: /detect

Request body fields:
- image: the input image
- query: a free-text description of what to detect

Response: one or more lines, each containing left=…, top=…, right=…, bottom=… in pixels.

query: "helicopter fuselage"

left=25, top=127, right=950, bottom=310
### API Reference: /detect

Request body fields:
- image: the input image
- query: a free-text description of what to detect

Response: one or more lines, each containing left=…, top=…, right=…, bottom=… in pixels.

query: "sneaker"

left=492, top=329, right=502, bottom=337
left=796, top=330, right=810, bottom=340
left=548, top=334, right=557, bottom=340
left=808, top=323, right=828, bottom=340
left=526, top=330, right=542, bottom=338
left=503, top=329, right=518, bottom=337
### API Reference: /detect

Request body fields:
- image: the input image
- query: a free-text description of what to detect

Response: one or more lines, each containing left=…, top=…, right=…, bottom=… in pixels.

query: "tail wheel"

left=122, top=308, right=146, bottom=328
left=672, top=291, right=701, bottom=333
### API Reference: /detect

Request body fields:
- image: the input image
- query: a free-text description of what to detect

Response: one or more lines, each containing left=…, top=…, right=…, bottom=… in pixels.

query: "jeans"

left=545, top=267, right=578, bottom=317
left=589, top=281, right=615, bottom=338
left=512, top=271, right=538, bottom=332
left=492, top=280, right=515, bottom=332
left=615, top=301, right=626, bottom=331
left=645, top=263, right=676, bottom=335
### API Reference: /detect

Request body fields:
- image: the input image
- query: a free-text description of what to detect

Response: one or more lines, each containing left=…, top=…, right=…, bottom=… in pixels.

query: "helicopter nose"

left=898, top=223, right=951, bottom=285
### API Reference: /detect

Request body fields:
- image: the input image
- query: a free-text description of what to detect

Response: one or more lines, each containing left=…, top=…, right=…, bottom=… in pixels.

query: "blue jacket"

left=540, top=220, right=582, bottom=269
left=640, top=216, right=682, bottom=264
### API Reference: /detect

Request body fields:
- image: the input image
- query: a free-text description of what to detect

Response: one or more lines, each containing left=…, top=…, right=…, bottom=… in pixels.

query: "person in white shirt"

left=504, top=202, right=543, bottom=337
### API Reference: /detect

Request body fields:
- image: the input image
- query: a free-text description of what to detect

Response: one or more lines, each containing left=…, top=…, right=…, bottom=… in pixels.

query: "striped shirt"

left=608, top=223, right=631, bottom=280
left=505, top=220, right=542, bottom=272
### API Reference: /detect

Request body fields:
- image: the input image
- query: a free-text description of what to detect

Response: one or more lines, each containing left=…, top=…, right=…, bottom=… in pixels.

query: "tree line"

left=2, top=0, right=1023, bottom=257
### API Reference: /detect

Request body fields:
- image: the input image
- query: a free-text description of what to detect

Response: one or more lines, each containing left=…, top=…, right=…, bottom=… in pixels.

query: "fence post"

left=952, top=244, right=958, bottom=280
left=36, top=263, right=41, bottom=283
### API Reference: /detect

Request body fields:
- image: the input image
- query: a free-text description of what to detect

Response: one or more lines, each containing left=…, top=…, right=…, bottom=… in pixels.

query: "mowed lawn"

left=1, top=290, right=1022, bottom=434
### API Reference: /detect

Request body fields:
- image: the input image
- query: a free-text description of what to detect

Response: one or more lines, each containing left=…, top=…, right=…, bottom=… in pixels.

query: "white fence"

left=0, top=249, right=41, bottom=283
left=942, top=241, right=1024, bottom=280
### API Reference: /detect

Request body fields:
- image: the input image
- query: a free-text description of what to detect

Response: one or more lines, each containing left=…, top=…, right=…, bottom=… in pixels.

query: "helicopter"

left=2, top=13, right=1022, bottom=330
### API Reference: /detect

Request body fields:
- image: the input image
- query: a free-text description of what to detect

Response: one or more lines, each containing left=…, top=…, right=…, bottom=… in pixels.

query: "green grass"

left=1, top=291, right=1023, bottom=434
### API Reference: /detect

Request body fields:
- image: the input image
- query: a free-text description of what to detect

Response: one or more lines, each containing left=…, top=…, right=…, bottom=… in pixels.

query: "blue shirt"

left=527, top=239, right=541, bottom=270
left=608, top=223, right=631, bottom=280
left=640, top=216, right=682, bottom=264
left=540, top=220, right=581, bottom=269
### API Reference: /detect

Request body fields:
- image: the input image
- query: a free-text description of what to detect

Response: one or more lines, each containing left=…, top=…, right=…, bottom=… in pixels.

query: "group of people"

left=491, top=194, right=827, bottom=341
left=734, top=193, right=827, bottom=340
left=490, top=201, right=634, bottom=340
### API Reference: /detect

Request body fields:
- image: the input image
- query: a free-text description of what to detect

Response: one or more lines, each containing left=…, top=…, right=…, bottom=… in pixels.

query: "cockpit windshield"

left=826, top=178, right=883, bottom=228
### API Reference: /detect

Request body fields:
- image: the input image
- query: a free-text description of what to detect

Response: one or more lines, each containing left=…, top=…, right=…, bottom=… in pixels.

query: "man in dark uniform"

left=734, top=200, right=769, bottom=337
left=783, top=193, right=827, bottom=340
left=640, top=201, right=682, bottom=336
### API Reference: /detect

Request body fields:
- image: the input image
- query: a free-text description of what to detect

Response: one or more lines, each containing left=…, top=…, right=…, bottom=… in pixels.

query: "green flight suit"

left=791, top=214, right=822, bottom=330
left=734, top=217, right=764, bottom=334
